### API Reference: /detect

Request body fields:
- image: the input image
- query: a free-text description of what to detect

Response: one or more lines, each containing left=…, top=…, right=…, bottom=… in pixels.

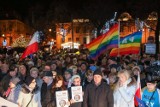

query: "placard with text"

left=71, top=86, right=83, bottom=103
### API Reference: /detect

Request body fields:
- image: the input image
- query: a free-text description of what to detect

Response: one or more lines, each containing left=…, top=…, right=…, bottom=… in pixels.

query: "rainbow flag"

left=110, top=31, right=142, bottom=56
left=86, top=24, right=119, bottom=60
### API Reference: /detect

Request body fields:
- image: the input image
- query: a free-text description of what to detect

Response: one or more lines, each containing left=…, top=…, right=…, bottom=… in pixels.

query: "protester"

left=142, top=78, right=160, bottom=107
left=30, top=67, right=43, bottom=89
left=113, top=69, right=136, bottom=107
left=108, top=72, right=118, bottom=90
left=49, top=75, right=67, bottom=107
left=0, top=63, right=9, bottom=82
left=41, top=71, right=54, bottom=107
left=64, top=69, right=73, bottom=88
left=84, top=69, right=93, bottom=88
left=18, top=64, right=27, bottom=83
left=68, top=75, right=83, bottom=107
left=17, top=76, right=41, bottom=107
left=6, top=77, right=21, bottom=104
left=0, top=65, right=18, bottom=97
left=83, top=68, right=113, bottom=107
left=69, top=65, right=78, bottom=75
left=78, top=62, right=88, bottom=86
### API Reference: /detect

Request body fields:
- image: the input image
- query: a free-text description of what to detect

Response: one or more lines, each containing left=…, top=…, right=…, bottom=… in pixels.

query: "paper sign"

left=71, top=86, right=83, bottom=103
left=145, top=43, right=156, bottom=54
left=56, top=90, right=69, bottom=107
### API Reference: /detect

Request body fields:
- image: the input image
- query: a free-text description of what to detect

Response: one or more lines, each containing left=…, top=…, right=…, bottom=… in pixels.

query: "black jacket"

left=41, top=82, right=54, bottom=107
left=83, top=81, right=113, bottom=107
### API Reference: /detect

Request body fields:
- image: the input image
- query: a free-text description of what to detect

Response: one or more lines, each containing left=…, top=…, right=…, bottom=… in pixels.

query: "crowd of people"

left=0, top=47, right=159, bottom=107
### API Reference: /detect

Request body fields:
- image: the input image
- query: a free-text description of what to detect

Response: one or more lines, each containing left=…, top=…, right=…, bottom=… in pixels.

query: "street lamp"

left=49, top=28, right=52, bottom=32
left=2, top=34, right=5, bottom=37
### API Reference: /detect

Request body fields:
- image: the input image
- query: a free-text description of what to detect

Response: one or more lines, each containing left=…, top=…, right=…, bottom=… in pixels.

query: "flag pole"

left=118, top=21, right=120, bottom=57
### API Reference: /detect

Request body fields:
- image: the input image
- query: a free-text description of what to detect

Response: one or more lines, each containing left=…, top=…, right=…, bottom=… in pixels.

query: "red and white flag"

left=20, top=31, right=39, bottom=60
left=134, top=72, right=142, bottom=106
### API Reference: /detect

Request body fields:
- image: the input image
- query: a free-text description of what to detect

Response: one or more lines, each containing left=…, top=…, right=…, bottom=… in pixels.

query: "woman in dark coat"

left=47, top=75, right=67, bottom=107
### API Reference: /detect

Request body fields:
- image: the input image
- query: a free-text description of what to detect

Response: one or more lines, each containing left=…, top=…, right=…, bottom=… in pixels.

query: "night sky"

left=0, top=0, right=51, bottom=16
left=0, top=0, right=159, bottom=20
left=0, top=0, right=160, bottom=31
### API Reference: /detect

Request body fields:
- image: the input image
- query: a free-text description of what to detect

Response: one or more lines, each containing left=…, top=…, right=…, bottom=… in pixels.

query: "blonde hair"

left=114, top=69, right=135, bottom=91
left=118, top=69, right=131, bottom=80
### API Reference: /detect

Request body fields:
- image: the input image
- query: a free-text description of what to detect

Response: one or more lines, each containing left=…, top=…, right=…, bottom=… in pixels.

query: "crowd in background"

left=0, top=47, right=159, bottom=107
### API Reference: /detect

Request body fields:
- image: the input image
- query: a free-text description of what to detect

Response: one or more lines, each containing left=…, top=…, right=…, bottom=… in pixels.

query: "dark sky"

left=0, top=0, right=52, bottom=17
left=0, top=0, right=159, bottom=22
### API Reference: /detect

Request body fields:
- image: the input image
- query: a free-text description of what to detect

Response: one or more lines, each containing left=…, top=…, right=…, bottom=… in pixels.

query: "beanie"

left=43, top=71, right=53, bottom=77
left=25, top=76, right=35, bottom=86
left=71, top=75, right=81, bottom=83
left=93, top=69, right=103, bottom=77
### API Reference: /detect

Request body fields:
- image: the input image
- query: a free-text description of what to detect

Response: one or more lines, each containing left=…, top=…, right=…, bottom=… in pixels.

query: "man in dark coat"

left=41, top=71, right=54, bottom=107
left=83, top=69, right=113, bottom=107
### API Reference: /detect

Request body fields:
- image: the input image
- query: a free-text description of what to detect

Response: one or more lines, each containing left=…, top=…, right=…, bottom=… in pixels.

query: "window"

left=68, top=38, right=72, bottom=42
left=76, top=38, right=79, bottom=42
left=120, top=25, right=124, bottom=32
left=83, top=37, right=87, bottom=44
left=83, top=26, right=87, bottom=33
left=76, top=26, right=80, bottom=33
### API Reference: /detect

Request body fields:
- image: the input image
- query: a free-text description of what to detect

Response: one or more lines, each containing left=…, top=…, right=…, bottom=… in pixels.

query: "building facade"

left=0, top=8, right=33, bottom=47
left=56, top=19, right=95, bottom=49
left=118, top=12, right=157, bottom=44
left=56, top=12, right=158, bottom=49
left=0, top=19, right=32, bottom=47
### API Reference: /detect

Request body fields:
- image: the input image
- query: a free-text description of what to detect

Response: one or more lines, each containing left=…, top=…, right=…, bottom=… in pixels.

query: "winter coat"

left=7, top=85, right=21, bottom=104
left=83, top=81, right=113, bottom=107
left=113, top=78, right=136, bottom=107
left=17, top=85, right=42, bottom=107
left=41, top=82, right=54, bottom=107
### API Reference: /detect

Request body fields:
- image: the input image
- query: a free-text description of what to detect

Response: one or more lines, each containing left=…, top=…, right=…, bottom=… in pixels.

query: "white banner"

left=145, top=43, right=156, bottom=54
left=56, top=90, right=69, bottom=107
left=71, top=86, right=83, bottom=103
left=0, top=97, right=18, bottom=107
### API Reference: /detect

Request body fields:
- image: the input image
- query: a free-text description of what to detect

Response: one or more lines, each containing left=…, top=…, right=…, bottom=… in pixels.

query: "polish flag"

left=134, top=72, right=142, bottom=106
left=20, top=31, right=39, bottom=60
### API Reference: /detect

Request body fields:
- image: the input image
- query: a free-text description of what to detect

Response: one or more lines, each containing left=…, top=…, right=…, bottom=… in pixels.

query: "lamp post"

left=71, top=17, right=74, bottom=49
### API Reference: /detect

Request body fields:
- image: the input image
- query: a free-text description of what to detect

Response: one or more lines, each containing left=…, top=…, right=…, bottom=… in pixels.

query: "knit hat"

left=93, top=69, right=103, bottom=77
left=25, top=76, right=35, bottom=86
left=10, top=77, right=20, bottom=85
left=71, top=75, right=81, bottom=83
left=43, top=71, right=53, bottom=77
